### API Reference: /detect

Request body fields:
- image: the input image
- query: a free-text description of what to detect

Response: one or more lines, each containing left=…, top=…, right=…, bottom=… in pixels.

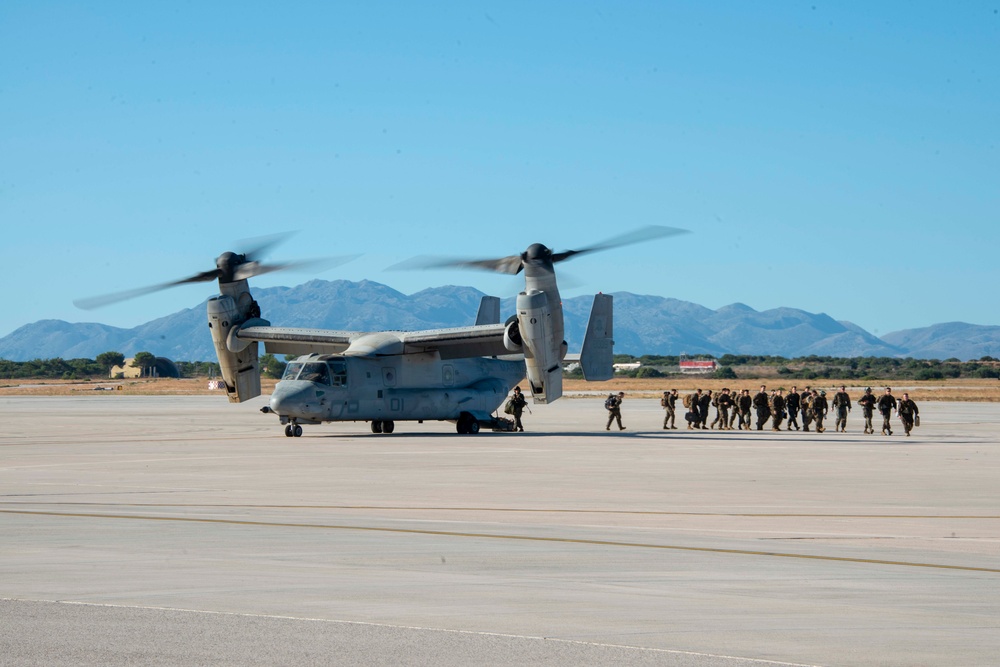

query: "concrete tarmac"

left=1, top=394, right=998, bottom=666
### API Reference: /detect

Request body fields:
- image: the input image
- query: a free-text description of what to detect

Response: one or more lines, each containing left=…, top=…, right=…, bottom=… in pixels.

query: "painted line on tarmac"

left=2, top=597, right=824, bottom=667
left=3, top=502, right=998, bottom=520
left=3, top=508, right=999, bottom=574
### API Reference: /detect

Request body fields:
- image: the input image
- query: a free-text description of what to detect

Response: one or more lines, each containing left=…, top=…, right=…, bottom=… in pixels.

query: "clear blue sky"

left=2, top=2, right=998, bottom=341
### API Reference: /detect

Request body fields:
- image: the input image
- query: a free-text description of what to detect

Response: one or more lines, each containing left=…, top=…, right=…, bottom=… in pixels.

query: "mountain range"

left=2, top=279, right=998, bottom=362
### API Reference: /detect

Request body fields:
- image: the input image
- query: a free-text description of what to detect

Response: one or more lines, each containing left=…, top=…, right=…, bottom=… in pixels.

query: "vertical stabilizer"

left=580, top=293, right=614, bottom=381
left=475, top=296, right=501, bottom=325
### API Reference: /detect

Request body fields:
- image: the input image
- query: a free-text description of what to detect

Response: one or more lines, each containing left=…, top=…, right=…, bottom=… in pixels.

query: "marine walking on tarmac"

left=753, top=385, right=770, bottom=430
left=710, top=388, right=733, bottom=430
left=812, top=390, right=829, bottom=433
left=877, top=387, right=897, bottom=435
left=770, top=389, right=785, bottom=431
left=858, top=387, right=877, bottom=434
left=661, top=389, right=678, bottom=429
left=605, top=391, right=626, bottom=431
left=507, top=385, right=528, bottom=432
left=599, top=382, right=924, bottom=438
left=832, top=386, right=852, bottom=433
left=737, top=389, right=752, bottom=430
left=785, top=385, right=801, bottom=431
left=898, top=392, right=920, bottom=436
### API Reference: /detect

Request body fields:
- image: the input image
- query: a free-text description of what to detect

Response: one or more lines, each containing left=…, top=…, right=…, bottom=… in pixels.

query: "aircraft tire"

left=457, top=413, right=478, bottom=435
left=383, top=420, right=395, bottom=434
left=371, top=420, right=383, bottom=434
left=293, top=424, right=303, bottom=437
left=284, top=425, right=294, bottom=437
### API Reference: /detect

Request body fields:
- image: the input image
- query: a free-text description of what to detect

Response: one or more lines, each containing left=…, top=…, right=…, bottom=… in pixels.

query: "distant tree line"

left=0, top=351, right=221, bottom=381
left=591, top=354, right=1000, bottom=381
left=5, top=352, right=999, bottom=382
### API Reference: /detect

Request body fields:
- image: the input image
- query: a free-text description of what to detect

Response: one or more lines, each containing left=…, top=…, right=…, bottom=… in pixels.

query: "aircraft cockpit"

left=281, top=359, right=348, bottom=387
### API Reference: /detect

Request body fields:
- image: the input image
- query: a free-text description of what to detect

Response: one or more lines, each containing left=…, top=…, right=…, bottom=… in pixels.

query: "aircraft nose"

left=269, top=382, right=320, bottom=418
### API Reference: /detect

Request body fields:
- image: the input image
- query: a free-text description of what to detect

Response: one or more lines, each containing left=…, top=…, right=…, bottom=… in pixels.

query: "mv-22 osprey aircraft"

left=77, top=227, right=684, bottom=436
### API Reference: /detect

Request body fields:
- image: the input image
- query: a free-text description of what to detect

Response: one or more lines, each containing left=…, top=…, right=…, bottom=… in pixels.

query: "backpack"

left=504, top=399, right=515, bottom=415
left=604, top=395, right=617, bottom=410
left=683, top=393, right=693, bottom=409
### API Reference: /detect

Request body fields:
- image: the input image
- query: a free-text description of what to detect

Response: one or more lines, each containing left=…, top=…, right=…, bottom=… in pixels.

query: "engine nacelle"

left=207, top=280, right=262, bottom=403
left=503, top=316, right=523, bottom=353
left=515, top=289, right=562, bottom=403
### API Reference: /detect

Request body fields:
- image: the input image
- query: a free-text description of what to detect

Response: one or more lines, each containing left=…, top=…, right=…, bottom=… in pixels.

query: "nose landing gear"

left=284, top=423, right=303, bottom=437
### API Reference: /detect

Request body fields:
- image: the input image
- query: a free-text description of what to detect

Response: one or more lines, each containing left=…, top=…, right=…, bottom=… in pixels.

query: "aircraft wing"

left=399, top=324, right=508, bottom=359
left=235, top=326, right=361, bottom=356
left=235, top=323, right=510, bottom=360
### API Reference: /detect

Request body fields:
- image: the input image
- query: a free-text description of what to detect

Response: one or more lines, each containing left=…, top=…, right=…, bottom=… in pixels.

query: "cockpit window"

left=282, top=362, right=303, bottom=380
left=328, top=361, right=347, bottom=387
left=299, top=362, right=331, bottom=385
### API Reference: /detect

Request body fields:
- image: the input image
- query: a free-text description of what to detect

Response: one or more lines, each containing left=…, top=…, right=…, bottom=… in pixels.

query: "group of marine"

left=656, top=385, right=921, bottom=436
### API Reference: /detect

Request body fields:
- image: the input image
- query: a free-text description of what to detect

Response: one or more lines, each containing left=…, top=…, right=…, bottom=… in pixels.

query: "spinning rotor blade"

left=550, top=225, right=689, bottom=263
left=236, top=232, right=290, bottom=264
left=389, top=254, right=525, bottom=275
left=230, top=255, right=362, bottom=282
left=73, top=270, right=223, bottom=310
left=391, top=225, right=689, bottom=277
left=74, top=237, right=359, bottom=310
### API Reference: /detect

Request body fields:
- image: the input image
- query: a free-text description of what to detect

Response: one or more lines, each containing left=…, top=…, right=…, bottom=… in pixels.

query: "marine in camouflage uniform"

left=509, top=386, right=528, bottom=432
left=752, top=385, right=770, bottom=431
left=711, top=389, right=732, bottom=430
left=812, top=390, right=828, bottom=433
left=857, top=387, right=877, bottom=434
left=606, top=391, right=626, bottom=430
left=831, top=386, right=852, bottom=433
left=737, top=390, right=753, bottom=430
left=662, top=390, right=678, bottom=429
left=770, top=389, right=786, bottom=431
left=684, top=390, right=702, bottom=430
left=898, top=393, right=919, bottom=436
left=800, top=387, right=814, bottom=432
left=728, top=390, right=741, bottom=429
left=876, top=387, right=897, bottom=436
left=785, top=385, right=801, bottom=431
left=698, top=390, right=713, bottom=430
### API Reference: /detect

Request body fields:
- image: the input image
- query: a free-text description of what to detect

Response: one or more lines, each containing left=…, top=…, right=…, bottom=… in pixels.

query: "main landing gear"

left=456, top=413, right=481, bottom=434
left=370, top=420, right=395, bottom=434
left=284, top=423, right=303, bottom=438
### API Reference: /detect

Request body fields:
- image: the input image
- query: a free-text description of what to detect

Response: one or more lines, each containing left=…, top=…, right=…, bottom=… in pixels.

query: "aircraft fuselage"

left=268, top=352, right=524, bottom=427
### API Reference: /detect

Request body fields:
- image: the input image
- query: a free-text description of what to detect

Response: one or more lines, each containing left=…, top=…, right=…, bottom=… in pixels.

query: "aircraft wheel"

left=284, top=425, right=294, bottom=437
left=293, top=424, right=303, bottom=437
left=383, top=420, right=395, bottom=434
left=371, top=420, right=383, bottom=434
left=457, top=414, right=478, bottom=434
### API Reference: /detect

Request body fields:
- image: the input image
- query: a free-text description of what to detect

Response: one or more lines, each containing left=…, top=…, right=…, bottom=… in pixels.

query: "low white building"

left=613, top=362, right=641, bottom=372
